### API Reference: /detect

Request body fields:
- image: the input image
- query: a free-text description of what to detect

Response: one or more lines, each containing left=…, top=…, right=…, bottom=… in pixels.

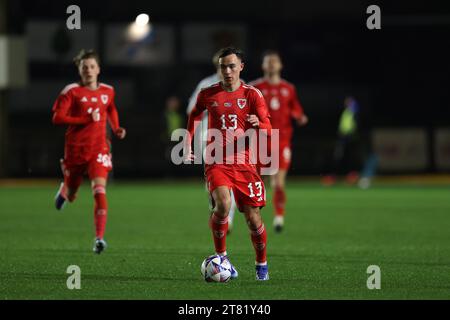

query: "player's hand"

left=246, top=114, right=260, bottom=127
left=183, top=149, right=196, bottom=163
left=297, top=115, right=308, bottom=126
left=115, top=127, right=126, bottom=139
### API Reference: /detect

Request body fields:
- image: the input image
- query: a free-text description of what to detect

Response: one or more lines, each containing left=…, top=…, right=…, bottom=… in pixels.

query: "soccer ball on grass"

left=201, top=254, right=232, bottom=283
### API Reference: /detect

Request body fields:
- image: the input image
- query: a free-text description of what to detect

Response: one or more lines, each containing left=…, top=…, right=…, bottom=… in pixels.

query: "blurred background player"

left=322, top=96, right=362, bottom=186
left=52, top=49, right=126, bottom=254
left=164, top=95, right=183, bottom=143
left=186, top=50, right=237, bottom=234
left=185, top=47, right=272, bottom=280
left=162, top=94, right=184, bottom=177
left=358, top=152, right=378, bottom=189
left=249, top=50, right=308, bottom=233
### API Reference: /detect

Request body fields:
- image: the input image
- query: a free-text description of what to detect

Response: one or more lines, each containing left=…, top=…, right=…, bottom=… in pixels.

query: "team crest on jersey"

left=281, top=88, right=290, bottom=97
left=237, top=99, right=247, bottom=109
left=101, top=94, right=108, bottom=104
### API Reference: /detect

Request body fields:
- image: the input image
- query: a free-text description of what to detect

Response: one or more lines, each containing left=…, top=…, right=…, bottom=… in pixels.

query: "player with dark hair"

left=249, top=50, right=308, bottom=233
left=185, top=47, right=272, bottom=280
left=186, top=50, right=238, bottom=234
left=52, top=49, right=126, bottom=254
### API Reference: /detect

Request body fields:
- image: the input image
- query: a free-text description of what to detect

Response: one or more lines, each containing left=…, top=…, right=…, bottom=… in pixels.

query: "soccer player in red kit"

left=250, top=51, right=308, bottom=233
left=185, top=47, right=272, bottom=280
left=52, top=49, right=126, bottom=254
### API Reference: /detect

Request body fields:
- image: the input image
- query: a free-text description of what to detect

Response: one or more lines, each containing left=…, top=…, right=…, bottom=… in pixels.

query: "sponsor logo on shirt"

left=211, top=101, right=219, bottom=107
left=237, top=99, right=247, bottom=109
left=81, top=96, right=88, bottom=102
left=224, top=102, right=232, bottom=107
left=91, top=97, right=98, bottom=102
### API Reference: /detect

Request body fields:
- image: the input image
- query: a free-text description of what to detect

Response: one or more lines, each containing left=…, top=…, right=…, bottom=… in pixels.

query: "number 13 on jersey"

left=220, top=114, right=238, bottom=130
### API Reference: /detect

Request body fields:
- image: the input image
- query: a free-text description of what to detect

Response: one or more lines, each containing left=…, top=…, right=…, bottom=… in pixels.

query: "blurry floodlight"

left=127, top=18, right=151, bottom=42
left=135, top=14, right=150, bottom=26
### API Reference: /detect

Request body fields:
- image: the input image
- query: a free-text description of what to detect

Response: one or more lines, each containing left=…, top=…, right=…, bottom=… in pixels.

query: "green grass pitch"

left=1, top=180, right=450, bottom=299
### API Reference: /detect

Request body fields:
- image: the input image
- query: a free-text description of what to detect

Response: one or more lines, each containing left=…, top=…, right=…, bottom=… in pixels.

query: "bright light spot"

left=135, top=14, right=149, bottom=26
left=127, top=22, right=151, bottom=41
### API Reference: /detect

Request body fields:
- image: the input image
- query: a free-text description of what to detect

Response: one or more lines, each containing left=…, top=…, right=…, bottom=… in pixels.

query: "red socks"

left=210, top=212, right=228, bottom=255
left=93, top=184, right=107, bottom=239
left=251, top=224, right=267, bottom=263
left=210, top=212, right=267, bottom=264
left=274, top=186, right=286, bottom=216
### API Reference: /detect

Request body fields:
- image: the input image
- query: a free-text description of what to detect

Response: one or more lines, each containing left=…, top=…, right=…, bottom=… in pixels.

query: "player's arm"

left=290, top=86, right=308, bottom=126
left=247, top=89, right=272, bottom=134
left=186, top=79, right=207, bottom=115
left=184, top=91, right=206, bottom=160
left=107, top=92, right=126, bottom=139
left=52, top=90, right=93, bottom=125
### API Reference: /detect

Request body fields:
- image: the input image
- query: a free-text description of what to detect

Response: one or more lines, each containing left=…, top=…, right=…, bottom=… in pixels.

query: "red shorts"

left=61, top=152, right=112, bottom=190
left=278, top=141, right=292, bottom=171
left=205, top=165, right=266, bottom=211
left=256, top=140, right=292, bottom=175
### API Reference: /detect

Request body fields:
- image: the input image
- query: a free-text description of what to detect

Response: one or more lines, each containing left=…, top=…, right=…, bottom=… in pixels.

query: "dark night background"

left=1, top=0, right=449, bottom=178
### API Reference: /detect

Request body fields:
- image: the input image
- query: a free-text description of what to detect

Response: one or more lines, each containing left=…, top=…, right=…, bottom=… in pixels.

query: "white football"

left=201, top=254, right=232, bottom=283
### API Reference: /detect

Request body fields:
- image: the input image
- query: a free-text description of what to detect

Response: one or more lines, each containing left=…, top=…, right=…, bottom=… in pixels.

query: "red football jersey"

left=52, top=83, right=120, bottom=165
left=250, top=78, right=304, bottom=141
left=187, top=81, right=271, bottom=170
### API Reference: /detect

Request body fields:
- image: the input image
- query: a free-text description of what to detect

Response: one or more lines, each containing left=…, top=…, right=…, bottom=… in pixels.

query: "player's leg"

left=322, top=137, right=343, bottom=186
left=207, top=181, right=235, bottom=235
left=271, top=143, right=291, bottom=232
left=345, top=137, right=360, bottom=184
left=271, top=168, right=288, bottom=232
left=88, top=157, right=111, bottom=254
left=206, top=167, right=238, bottom=278
left=234, top=169, right=268, bottom=280
left=90, top=176, right=108, bottom=254
left=210, top=186, right=231, bottom=255
left=210, top=185, right=239, bottom=278
left=227, top=190, right=237, bottom=235
left=55, top=160, right=82, bottom=210
left=242, top=204, right=269, bottom=281
left=358, top=153, right=378, bottom=189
